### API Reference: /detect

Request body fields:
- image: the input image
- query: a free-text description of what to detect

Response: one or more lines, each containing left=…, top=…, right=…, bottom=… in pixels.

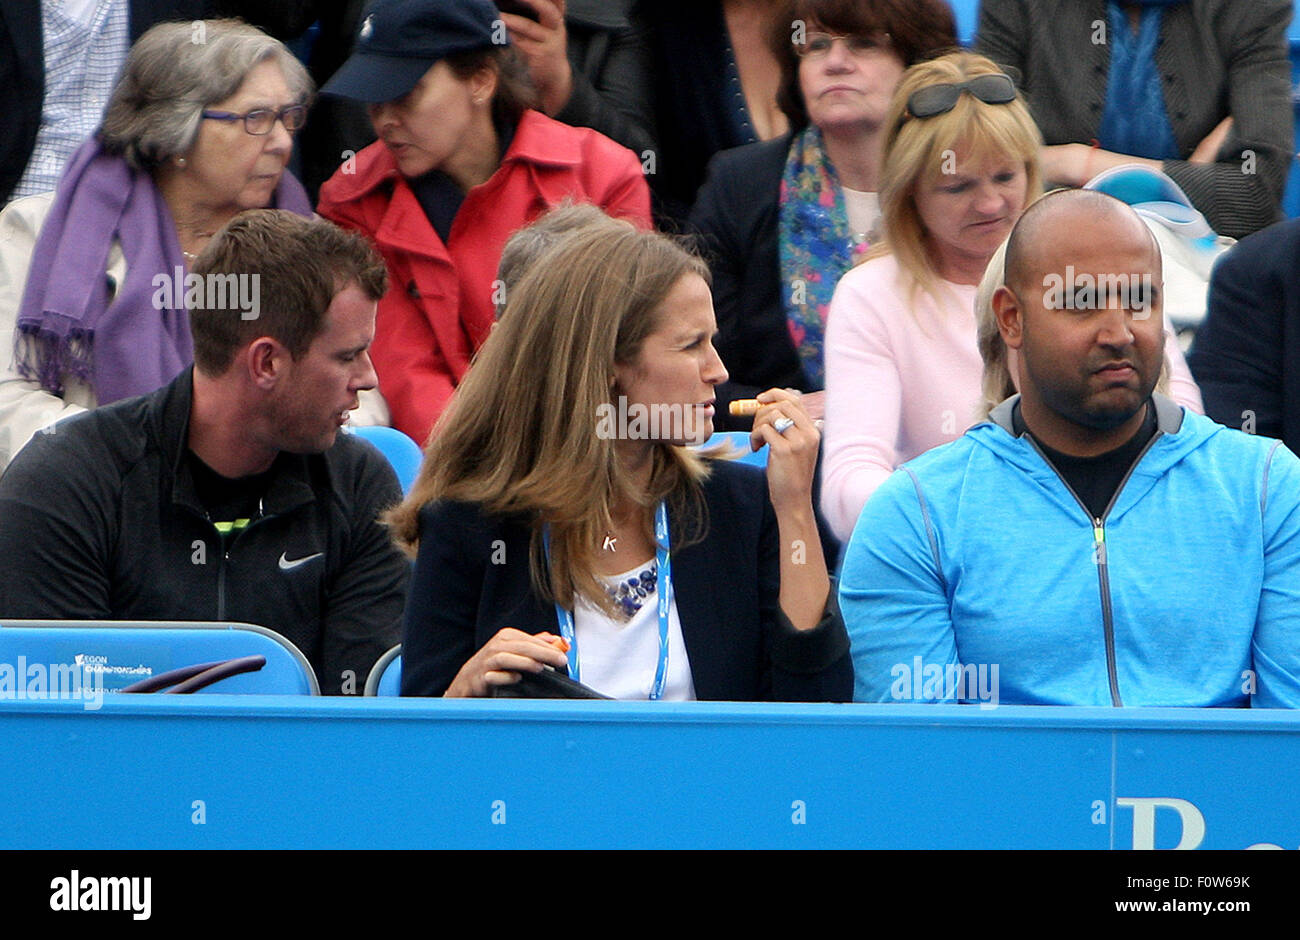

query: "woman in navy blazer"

left=389, top=217, right=851, bottom=701
left=688, top=0, right=957, bottom=429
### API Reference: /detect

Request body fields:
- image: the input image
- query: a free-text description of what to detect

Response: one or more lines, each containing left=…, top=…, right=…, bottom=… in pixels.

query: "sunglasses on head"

left=905, top=73, right=1018, bottom=120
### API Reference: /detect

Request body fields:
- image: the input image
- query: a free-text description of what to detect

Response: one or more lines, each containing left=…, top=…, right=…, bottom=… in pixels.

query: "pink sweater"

left=820, top=254, right=1205, bottom=542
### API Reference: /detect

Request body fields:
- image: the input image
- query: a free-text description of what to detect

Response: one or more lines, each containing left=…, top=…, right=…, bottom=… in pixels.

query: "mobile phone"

left=496, top=1, right=541, bottom=22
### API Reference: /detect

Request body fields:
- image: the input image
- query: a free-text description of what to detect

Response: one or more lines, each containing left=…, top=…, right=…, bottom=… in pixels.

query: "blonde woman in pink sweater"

left=821, top=52, right=1202, bottom=541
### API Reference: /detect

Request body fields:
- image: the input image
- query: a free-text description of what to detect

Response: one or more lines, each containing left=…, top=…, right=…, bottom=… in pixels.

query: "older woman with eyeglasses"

left=819, top=51, right=1203, bottom=542
left=689, top=0, right=955, bottom=432
left=0, top=19, right=314, bottom=471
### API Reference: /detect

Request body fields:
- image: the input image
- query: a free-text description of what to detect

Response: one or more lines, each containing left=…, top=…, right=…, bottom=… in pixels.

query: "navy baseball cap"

left=321, top=0, right=504, bottom=103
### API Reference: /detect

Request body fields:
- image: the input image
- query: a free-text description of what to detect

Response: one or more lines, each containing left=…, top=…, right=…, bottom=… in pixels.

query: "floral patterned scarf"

left=777, top=125, right=873, bottom=388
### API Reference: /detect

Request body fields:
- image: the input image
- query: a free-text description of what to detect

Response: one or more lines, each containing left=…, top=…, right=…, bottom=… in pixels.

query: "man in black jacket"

left=0, top=211, right=410, bottom=694
left=1188, top=218, right=1300, bottom=455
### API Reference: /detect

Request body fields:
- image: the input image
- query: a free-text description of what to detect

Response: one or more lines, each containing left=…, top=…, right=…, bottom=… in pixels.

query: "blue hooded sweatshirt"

left=839, top=394, right=1300, bottom=707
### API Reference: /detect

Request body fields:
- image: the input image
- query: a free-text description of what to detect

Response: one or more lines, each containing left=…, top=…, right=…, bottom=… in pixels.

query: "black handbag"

left=490, top=666, right=610, bottom=699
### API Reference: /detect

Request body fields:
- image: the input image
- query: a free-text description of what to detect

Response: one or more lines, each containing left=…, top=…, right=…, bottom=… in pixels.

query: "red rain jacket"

left=318, top=110, right=651, bottom=444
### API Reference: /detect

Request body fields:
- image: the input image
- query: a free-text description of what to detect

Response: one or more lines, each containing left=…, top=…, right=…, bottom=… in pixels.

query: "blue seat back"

left=365, top=645, right=402, bottom=696
left=951, top=0, right=977, bottom=45
left=699, top=431, right=769, bottom=467
left=346, top=426, right=424, bottom=495
left=0, top=620, right=319, bottom=694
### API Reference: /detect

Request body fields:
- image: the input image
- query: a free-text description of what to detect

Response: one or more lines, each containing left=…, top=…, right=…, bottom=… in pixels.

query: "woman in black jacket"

left=688, top=0, right=955, bottom=429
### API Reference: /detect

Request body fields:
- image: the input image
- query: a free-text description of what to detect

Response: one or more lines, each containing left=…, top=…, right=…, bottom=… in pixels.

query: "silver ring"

left=773, top=416, right=795, bottom=435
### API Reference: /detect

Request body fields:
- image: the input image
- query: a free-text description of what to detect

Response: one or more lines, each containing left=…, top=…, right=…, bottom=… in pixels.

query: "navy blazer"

left=400, top=459, right=852, bottom=701
left=640, top=0, right=764, bottom=226
left=0, top=0, right=217, bottom=203
left=1189, top=218, right=1300, bottom=456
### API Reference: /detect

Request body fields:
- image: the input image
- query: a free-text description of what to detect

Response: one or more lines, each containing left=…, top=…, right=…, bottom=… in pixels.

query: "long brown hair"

left=388, top=225, right=714, bottom=614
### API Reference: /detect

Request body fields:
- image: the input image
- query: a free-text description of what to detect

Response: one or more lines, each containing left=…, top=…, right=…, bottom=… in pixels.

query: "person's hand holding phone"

left=498, top=0, right=574, bottom=116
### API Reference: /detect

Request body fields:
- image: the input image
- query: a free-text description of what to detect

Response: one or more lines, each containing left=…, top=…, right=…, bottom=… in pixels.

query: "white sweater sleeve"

left=821, top=262, right=905, bottom=543
left=1163, top=322, right=1205, bottom=414
left=0, top=194, right=92, bottom=472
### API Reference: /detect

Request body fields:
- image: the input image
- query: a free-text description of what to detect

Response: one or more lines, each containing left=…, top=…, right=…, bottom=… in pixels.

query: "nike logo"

left=278, top=552, right=324, bottom=571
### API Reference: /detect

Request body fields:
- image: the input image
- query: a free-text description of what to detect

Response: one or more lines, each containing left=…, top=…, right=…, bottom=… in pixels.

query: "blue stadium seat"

left=0, top=620, right=319, bottom=695
left=951, top=0, right=978, bottom=45
left=699, top=430, right=769, bottom=467
left=346, top=426, right=424, bottom=495
left=364, top=644, right=402, bottom=696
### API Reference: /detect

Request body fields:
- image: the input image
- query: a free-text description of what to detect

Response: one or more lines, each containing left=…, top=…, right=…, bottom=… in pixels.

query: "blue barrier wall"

left=2, top=697, right=1297, bottom=849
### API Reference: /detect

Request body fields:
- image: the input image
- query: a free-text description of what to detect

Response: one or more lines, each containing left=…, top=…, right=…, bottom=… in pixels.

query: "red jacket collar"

left=502, top=109, right=587, bottom=169
left=322, top=109, right=584, bottom=205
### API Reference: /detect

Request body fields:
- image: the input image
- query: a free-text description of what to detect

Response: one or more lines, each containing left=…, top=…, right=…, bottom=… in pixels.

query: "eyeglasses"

left=794, top=32, right=891, bottom=60
left=201, top=104, right=308, bottom=135
left=905, top=74, right=1017, bottom=120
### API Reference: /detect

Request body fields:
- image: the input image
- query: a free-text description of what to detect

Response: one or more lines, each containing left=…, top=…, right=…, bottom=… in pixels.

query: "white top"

left=841, top=186, right=882, bottom=244
left=61, top=0, right=106, bottom=24
left=572, top=561, right=696, bottom=701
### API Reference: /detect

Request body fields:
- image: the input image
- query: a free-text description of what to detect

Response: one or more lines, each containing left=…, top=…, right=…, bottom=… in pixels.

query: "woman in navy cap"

left=317, top=0, right=653, bottom=446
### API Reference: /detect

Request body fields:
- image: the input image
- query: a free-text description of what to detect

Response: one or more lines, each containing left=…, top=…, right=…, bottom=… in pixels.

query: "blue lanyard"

left=543, top=503, right=673, bottom=700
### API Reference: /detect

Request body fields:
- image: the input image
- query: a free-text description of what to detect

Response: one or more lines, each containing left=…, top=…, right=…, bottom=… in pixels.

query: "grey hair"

left=99, top=19, right=314, bottom=171
left=974, top=235, right=1015, bottom=422
left=495, top=203, right=634, bottom=318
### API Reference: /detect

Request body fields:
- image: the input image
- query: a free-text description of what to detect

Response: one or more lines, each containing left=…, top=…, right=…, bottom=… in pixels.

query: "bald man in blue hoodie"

left=839, top=189, right=1300, bottom=707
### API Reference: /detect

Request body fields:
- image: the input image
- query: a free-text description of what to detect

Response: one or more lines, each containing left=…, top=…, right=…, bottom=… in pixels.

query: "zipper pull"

left=1093, top=517, right=1106, bottom=565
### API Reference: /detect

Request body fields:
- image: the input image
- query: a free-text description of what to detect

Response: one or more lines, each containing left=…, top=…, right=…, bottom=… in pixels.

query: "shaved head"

left=990, top=186, right=1167, bottom=456
left=1004, top=189, right=1161, bottom=299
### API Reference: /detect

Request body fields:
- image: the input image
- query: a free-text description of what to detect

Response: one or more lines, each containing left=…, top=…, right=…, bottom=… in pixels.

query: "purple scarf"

left=14, top=137, right=312, bottom=405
